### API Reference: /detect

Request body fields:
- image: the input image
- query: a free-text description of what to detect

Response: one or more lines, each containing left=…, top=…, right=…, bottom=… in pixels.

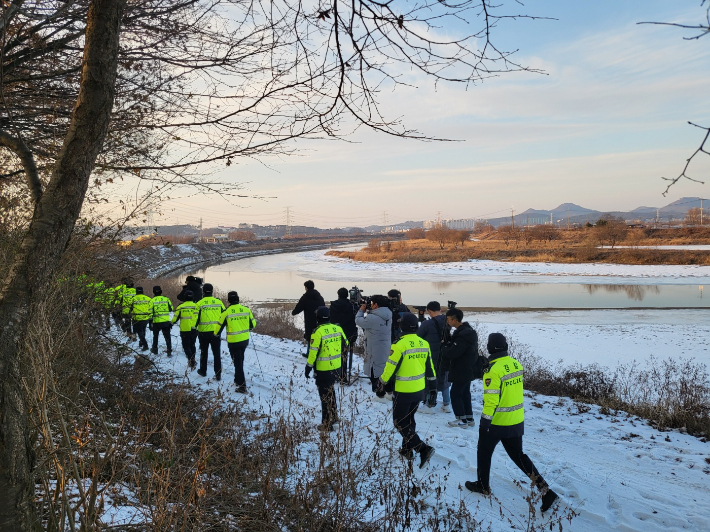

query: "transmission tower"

left=285, top=206, right=293, bottom=237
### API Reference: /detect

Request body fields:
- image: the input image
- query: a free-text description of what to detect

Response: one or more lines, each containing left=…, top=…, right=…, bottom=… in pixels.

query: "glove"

left=305, top=365, right=312, bottom=379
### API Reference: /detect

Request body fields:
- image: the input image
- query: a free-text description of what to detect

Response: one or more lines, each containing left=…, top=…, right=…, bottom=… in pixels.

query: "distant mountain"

left=550, top=203, right=597, bottom=215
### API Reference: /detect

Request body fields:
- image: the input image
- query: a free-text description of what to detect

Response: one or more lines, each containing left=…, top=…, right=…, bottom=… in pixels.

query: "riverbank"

left=127, top=236, right=369, bottom=277
left=327, top=232, right=710, bottom=266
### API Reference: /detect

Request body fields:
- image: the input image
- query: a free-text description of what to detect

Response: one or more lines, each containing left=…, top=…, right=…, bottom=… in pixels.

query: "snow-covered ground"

left=114, top=322, right=710, bottom=532
left=471, top=309, right=710, bottom=366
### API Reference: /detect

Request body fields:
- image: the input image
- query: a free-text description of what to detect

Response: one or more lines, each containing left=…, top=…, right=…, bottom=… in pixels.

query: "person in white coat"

left=355, top=294, right=393, bottom=399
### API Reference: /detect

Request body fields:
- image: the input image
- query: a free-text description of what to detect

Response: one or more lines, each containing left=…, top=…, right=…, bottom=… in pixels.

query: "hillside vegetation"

left=326, top=226, right=710, bottom=265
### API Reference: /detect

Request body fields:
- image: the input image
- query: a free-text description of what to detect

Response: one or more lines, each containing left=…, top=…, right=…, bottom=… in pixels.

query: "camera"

left=412, top=305, right=428, bottom=323
left=448, top=300, right=457, bottom=310
left=349, top=286, right=364, bottom=304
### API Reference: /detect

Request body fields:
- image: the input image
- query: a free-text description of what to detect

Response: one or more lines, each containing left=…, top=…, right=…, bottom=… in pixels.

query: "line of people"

left=110, top=278, right=256, bottom=393
left=295, top=280, right=558, bottom=513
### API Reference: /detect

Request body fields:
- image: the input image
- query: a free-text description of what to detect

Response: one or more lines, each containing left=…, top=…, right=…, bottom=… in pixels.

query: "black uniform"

left=441, top=322, right=480, bottom=422
left=329, top=296, right=358, bottom=378
left=292, top=289, right=325, bottom=341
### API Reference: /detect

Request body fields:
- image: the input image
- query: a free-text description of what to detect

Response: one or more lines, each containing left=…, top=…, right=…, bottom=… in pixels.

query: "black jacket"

left=177, top=279, right=203, bottom=302
left=440, top=322, right=481, bottom=383
left=292, top=289, right=325, bottom=336
left=329, top=297, right=358, bottom=341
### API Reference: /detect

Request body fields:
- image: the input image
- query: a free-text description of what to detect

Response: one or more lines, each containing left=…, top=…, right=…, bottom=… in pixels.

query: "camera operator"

left=178, top=275, right=203, bottom=303
left=330, top=287, right=358, bottom=383
left=387, top=289, right=410, bottom=342
left=440, top=307, right=481, bottom=428
left=416, top=301, right=451, bottom=414
left=292, top=280, right=325, bottom=357
left=355, top=294, right=393, bottom=400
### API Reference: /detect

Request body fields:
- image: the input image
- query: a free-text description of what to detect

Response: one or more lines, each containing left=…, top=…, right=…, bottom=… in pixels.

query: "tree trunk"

left=0, top=1, right=125, bottom=530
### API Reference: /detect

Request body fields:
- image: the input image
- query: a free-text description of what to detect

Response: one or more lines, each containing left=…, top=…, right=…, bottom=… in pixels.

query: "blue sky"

left=144, top=1, right=710, bottom=228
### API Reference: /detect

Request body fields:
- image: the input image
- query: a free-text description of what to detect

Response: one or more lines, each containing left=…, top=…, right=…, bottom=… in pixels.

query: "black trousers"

left=198, top=331, right=222, bottom=377
left=228, top=340, right=249, bottom=386
left=180, top=330, right=198, bottom=362
left=477, top=433, right=547, bottom=491
left=121, top=314, right=132, bottom=333
left=133, top=320, right=148, bottom=348
left=317, top=382, right=338, bottom=426
left=152, top=322, right=172, bottom=352
left=392, top=392, right=424, bottom=453
left=450, top=381, right=473, bottom=419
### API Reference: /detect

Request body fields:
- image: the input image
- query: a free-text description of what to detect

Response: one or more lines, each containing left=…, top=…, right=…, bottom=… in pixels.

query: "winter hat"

left=153, top=285, right=162, bottom=295
left=487, top=333, right=508, bottom=355
left=135, top=286, right=144, bottom=294
left=203, top=283, right=213, bottom=294
left=228, top=291, right=239, bottom=305
left=400, top=313, right=419, bottom=333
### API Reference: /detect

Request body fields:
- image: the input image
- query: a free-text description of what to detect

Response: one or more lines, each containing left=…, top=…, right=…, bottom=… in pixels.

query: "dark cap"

left=227, top=291, right=239, bottom=304
left=135, top=286, right=144, bottom=294
left=184, top=290, right=194, bottom=301
left=203, top=283, right=213, bottom=294
left=487, top=333, right=508, bottom=355
left=316, top=306, right=330, bottom=322
left=400, top=313, right=419, bottom=333
left=153, top=285, right=162, bottom=295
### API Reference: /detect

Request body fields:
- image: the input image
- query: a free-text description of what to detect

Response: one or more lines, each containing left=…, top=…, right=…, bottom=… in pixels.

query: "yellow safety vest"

left=131, top=294, right=153, bottom=321
left=307, top=323, right=347, bottom=371
left=482, top=355, right=525, bottom=427
left=151, top=295, right=174, bottom=324
left=172, top=302, right=197, bottom=332
left=121, top=287, right=136, bottom=315
left=195, top=297, right=225, bottom=333
left=218, top=304, right=256, bottom=343
left=380, top=334, right=436, bottom=393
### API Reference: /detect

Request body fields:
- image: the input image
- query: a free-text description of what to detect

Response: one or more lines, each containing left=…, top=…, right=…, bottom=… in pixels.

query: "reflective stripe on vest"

left=227, top=330, right=249, bottom=336
left=395, top=372, right=425, bottom=381
left=495, top=403, right=523, bottom=413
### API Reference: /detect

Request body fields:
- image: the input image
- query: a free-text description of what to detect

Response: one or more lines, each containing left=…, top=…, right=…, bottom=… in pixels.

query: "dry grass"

left=327, top=227, right=710, bottom=265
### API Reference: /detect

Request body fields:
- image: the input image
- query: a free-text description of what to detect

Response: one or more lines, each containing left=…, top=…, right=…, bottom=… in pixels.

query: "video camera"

left=349, top=286, right=372, bottom=309
left=448, top=300, right=457, bottom=310
left=412, top=305, right=428, bottom=323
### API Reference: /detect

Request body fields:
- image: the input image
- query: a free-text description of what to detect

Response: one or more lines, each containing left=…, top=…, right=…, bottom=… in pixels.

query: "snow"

left=118, top=320, right=710, bottom=532
left=470, top=309, right=710, bottom=366
left=245, top=248, right=710, bottom=285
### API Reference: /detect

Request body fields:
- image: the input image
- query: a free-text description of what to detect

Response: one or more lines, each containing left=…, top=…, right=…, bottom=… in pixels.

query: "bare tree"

left=639, top=1, right=710, bottom=195
left=0, top=1, right=544, bottom=527
left=406, top=227, right=426, bottom=240
left=685, top=207, right=702, bottom=226
left=426, top=225, right=451, bottom=250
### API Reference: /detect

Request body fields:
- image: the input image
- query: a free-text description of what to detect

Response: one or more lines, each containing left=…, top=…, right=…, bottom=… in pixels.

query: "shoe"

left=150, top=348, right=158, bottom=355
left=419, top=405, right=436, bottom=415
left=140, top=345, right=148, bottom=352
left=466, top=419, right=476, bottom=427
left=465, top=480, right=491, bottom=495
left=447, top=420, right=468, bottom=429
left=441, top=403, right=451, bottom=413
left=235, top=384, right=247, bottom=394
left=197, top=370, right=207, bottom=377
left=541, top=489, right=559, bottom=512
left=399, top=448, right=414, bottom=461
left=418, top=444, right=435, bottom=469
left=166, top=351, right=172, bottom=358
left=215, top=374, right=221, bottom=382
left=188, top=359, right=197, bottom=370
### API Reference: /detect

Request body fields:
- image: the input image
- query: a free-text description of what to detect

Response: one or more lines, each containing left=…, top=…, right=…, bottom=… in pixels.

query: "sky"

left=105, top=0, right=710, bottom=229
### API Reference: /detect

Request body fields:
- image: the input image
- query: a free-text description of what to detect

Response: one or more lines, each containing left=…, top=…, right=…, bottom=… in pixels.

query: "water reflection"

left=582, top=284, right=661, bottom=302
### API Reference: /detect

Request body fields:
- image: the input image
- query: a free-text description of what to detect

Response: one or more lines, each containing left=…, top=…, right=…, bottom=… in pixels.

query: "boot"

left=465, top=480, right=491, bottom=495
left=399, top=448, right=414, bottom=461
left=418, top=444, right=435, bottom=469
left=541, top=489, right=559, bottom=512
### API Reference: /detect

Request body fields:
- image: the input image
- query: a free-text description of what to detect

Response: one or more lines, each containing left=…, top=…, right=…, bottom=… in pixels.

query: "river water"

left=187, top=246, right=710, bottom=309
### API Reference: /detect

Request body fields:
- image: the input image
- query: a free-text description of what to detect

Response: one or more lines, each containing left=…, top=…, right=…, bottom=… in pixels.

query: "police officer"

left=151, top=285, right=174, bottom=356
left=172, top=290, right=198, bottom=368
left=218, top=291, right=257, bottom=393
left=195, top=283, right=226, bottom=380
left=130, top=287, right=152, bottom=351
left=465, top=333, right=559, bottom=513
left=305, top=307, right=347, bottom=431
left=379, top=313, right=436, bottom=468
left=120, top=280, right=136, bottom=336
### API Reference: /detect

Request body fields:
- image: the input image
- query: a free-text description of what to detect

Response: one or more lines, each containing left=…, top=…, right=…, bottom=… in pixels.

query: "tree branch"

left=661, top=122, right=709, bottom=196
left=0, top=129, right=42, bottom=203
